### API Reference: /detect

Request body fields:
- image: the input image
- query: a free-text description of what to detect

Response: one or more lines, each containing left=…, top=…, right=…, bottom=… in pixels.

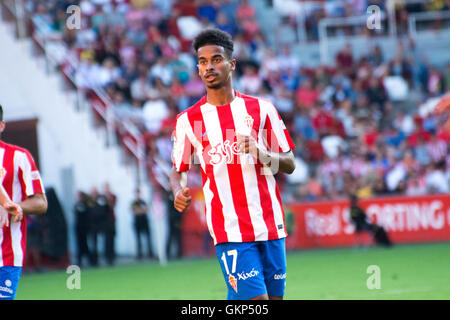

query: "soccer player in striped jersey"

left=170, top=29, right=296, bottom=300
left=0, top=105, right=47, bottom=300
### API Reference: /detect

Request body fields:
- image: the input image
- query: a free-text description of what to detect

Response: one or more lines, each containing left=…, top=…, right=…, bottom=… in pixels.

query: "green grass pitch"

left=16, top=242, right=450, bottom=300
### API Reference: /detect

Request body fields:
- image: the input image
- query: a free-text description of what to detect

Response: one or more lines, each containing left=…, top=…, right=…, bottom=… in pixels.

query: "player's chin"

left=205, top=81, right=223, bottom=90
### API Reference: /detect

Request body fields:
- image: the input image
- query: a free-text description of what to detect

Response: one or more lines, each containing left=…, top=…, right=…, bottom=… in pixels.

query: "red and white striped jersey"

left=172, top=91, right=295, bottom=245
left=0, top=141, right=44, bottom=267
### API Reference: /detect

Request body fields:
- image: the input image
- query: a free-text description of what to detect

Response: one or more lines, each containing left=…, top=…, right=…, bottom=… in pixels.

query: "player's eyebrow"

left=198, top=54, right=225, bottom=60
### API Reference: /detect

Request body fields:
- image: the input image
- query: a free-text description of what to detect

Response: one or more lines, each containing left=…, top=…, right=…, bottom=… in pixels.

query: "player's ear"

left=0, top=121, right=5, bottom=134
left=230, top=59, right=236, bottom=72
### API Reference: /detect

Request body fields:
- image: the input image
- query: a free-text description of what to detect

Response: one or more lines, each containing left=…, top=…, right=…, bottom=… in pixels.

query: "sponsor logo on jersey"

left=274, top=273, right=286, bottom=280
left=0, top=279, right=13, bottom=295
left=208, top=140, right=240, bottom=165
left=237, top=268, right=260, bottom=281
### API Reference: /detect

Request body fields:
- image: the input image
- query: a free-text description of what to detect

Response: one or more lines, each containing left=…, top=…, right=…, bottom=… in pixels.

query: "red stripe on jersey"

left=18, top=168, right=28, bottom=264
left=275, top=183, right=287, bottom=236
left=263, top=115, right=282, bottom=153
left=241, top=95, right=279, bottom=239
left=1, top=147, right=15, bottom=266
left=217, top=104, right=255, bottom=242
left=187, top=105, right=228, bottom=244
left=18, top=167, right=28, bottom=200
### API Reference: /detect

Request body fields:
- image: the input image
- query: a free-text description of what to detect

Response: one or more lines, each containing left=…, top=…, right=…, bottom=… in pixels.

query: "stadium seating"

left=7, top=0, right=450, bottom=205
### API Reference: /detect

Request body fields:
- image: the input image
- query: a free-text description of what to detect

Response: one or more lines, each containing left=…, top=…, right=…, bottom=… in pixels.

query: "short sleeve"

left=18, top=149, right=45, bottom=197
left=172, top=112, right=194, bottom=172
left=261, top=100, right=296, bottom=153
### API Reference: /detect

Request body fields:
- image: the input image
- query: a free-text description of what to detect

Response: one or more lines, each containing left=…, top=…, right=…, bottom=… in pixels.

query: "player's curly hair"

left=192, top=28, right=234, bottom=59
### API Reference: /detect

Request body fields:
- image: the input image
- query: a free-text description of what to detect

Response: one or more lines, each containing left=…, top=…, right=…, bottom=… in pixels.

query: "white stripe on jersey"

left=259, top=99, right=292, bottom=152
left=203, top=180, right=216, bottom=244
left=10, top=222, right=23, bottom=266
left=201, top=102, right=242, bottom=242
left=12, top=150, right=25, bottom=266
left=231, top=97, right=269, bottom=241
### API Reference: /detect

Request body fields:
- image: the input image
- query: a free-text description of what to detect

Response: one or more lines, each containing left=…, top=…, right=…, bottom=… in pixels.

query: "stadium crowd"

left=24, top=0, right=450, bottom=204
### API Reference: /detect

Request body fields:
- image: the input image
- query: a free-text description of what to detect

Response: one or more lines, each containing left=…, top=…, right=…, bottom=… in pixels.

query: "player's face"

left=197, top=45, right=235, bottom=89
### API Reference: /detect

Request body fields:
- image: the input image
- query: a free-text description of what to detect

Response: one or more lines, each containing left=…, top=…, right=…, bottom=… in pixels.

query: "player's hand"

left=174, top=188, right=191, bottom=213
left=0, top=205, right=9, bottom=228
left=237, top=134, right=259, bottom=159
left=5, top=202, right=23, bottom=223
left=434, top=95, right=450, bottom=133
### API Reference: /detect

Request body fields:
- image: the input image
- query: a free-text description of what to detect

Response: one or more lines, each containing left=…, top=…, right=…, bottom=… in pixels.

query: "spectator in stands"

left=130, top=69, right=154, bottom=103
left=425, top=160, right=450, bottom=193
left=367, top=45, right=384, bottom=67
left=215, top=11, right=235, bottom=36
left=393, top=110, right=415, bottom=137
left=277, top=45, right=300, bottom=74
left=372, top=175, right=388, bottom=196
left=335, top=43, right=354, bottom=75
left=426, top=134, right=447, bottom=164
left=275, top=16, right=297, bottom=48
left=142, top=88, right=169, bottom=134
left=296, top=78, right=319, bottom=109
left=406, top=171, right=427, bottom=196
left=312, top=102, right=335, bottom=137
left=304, top=172, right=324, bottom=201
left=408, top=116, right=432, bottom=147
left=239, top=63, right=262, bottom=95
left=414, top=136, right=431, bottom=166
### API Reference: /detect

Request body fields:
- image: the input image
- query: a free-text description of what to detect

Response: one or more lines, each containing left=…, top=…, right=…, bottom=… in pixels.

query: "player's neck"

left=206, top=85, right=235, bottom=107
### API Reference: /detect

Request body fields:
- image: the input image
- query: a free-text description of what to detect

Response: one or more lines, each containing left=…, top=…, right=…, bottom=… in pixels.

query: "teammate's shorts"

left=215, top=238, right=286, bottom=300
left=0, top=266, right=22, bottom=300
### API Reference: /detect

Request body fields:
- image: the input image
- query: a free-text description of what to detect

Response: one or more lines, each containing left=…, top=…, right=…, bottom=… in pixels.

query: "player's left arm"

left=9, top=193, right=47, bottom=223
left=237, top=135, right=296, bottom=174
left=260, top=149, right=296, bottom=174
left=10, top=149, right=48, bottom=222
left=238, top=100, right=296, bottom=174
left=19, top=193, right=47, bottom=215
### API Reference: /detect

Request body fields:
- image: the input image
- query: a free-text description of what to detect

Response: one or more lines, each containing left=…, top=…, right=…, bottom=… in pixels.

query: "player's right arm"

left=170, top=169, right=191, bottom=213
left=0, top=184, right=21, bottom=216
left=171, top=111, right=193, bottom=213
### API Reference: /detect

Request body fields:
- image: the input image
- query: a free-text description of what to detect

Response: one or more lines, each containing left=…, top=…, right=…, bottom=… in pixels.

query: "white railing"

left=0, top=0, right=147, bottom=186
left=408, top=10, right=450, bottom=38
left=317, top=13, right=389, bottom=64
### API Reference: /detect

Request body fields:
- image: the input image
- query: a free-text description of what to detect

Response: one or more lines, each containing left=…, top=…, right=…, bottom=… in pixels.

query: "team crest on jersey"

left=228, top=274, right=238, bottom=293
left=31, top=171, right=40, bottom=180
left=244, top=115, right=254, bottom=130
left=0, top=168, right=6, bottom=182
